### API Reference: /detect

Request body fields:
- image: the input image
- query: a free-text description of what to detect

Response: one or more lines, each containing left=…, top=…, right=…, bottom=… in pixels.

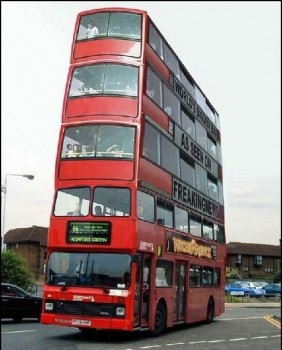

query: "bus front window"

left=77, top=12, right=141, bottom=41
left=46, top=252, right=132, bottom=288
left=61, top=125, right=135, bottom=159
left=54, top=187, right=90, bottom=217
left=93, top=187, right=131, bottom=217
left=69, top=64, right=138, bottom=98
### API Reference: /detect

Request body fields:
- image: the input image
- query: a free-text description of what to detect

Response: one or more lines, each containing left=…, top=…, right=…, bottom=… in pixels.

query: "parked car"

left=262, top=283, right=281, bottom=298
left=225, top=282, right=265, bottom=298
left=1, top=282, right=42, bottom=322
left=239, top=281, right=257, bottom=289
left=252, top=281, right=268, bottom=289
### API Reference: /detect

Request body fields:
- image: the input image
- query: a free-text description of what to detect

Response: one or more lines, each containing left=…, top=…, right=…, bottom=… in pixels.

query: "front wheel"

left=151, top=302, right=167, bottom=337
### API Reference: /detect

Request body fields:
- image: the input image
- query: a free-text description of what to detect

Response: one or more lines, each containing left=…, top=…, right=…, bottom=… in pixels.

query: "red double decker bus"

left=41, top=7, right=226, bottom=336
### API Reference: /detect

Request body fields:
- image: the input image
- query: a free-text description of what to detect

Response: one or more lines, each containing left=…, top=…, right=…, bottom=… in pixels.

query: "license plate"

left=71, top=319, right=91, bottom=326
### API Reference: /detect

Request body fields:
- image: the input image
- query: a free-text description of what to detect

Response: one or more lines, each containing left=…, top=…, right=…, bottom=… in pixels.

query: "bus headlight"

left=116, top=307, right=125, bottom=316
left=45, top=302, right=54, bottom=311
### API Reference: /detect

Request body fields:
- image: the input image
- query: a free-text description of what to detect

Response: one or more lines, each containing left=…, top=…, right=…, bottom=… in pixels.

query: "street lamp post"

left=1, top=173, right=34, bottom=251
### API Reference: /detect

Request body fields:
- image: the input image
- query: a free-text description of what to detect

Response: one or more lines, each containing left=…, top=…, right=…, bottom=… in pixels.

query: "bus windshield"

left=61, top=125, right=135, bottom=159
left=54, top=186, right=131, bottom=217
left=69, top=64, right=138, bottom=97
left=46, top=252, right=131, bottom=288
left=76, top=12, right=142, bottom=41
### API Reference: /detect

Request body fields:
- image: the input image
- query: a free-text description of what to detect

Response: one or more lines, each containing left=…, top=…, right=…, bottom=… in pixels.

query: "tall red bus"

left=41, top=7, right=226, bottom=336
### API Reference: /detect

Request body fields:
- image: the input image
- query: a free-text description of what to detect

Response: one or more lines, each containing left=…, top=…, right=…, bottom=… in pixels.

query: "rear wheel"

left=151, top=302, right=167, bottom=337
left=206, top=299, right=214, bottom=324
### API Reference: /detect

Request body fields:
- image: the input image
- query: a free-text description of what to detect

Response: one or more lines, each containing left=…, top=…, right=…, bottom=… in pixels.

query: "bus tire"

left=151, top=302, right=167, bottom=337
left=206, top=298, right=214, bottom=324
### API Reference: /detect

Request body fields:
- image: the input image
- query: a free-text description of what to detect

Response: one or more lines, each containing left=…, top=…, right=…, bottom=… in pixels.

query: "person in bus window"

left=72, top=144, right=82, bottom=156
left=65, top=144, right=74, bottom=157
left=67, top=203, right=80, bottom=216
left=86, top=23, right=99, bottom=38
left=94, top=205, right=104, bottom=216
left=106, top=144, right=122, bottom=157
left=78, top=83, right=90, bottom=94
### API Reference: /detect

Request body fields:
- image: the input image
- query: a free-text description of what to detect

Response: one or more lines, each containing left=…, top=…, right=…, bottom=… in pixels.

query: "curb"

left=225, top=302, right=281, bottom=308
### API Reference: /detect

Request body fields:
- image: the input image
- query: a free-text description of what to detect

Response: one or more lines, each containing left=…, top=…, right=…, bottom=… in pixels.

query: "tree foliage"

left=273, top=271, right=281, bottom=283
left=1, top=250, right=35, bottom=292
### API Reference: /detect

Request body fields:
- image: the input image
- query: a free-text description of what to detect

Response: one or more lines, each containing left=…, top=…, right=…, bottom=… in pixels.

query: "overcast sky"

left=2, top=1, right=281, bottom=245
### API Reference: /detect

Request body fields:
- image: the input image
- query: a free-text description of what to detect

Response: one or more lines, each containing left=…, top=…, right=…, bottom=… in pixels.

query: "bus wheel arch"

left=206, top=297, right=215, bottom=324
left=151, top=299, right=167, bottom=337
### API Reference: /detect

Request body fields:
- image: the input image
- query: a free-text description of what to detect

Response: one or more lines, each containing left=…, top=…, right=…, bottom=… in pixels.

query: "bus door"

left=174, top=261, right=186, bottom=321
left=134, top=254, right=151, bottom=327
left=133, top=253, right=152, bottom=328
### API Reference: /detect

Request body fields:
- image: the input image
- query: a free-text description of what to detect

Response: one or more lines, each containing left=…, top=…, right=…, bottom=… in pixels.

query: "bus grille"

left=54, top=301, right=118, bottom=317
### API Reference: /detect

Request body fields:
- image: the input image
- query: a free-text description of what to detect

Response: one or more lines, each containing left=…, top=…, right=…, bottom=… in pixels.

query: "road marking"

left=229, top=338, right=247, bottom=341
left=2, top=330, right=36, bottom=334
left=208, top=340, right=226, bottom=343
left=220, top=316, right=263, bottom=321
left=263, top=315, right=281, bottom=329
left=250, top=336, right=268, bottom=339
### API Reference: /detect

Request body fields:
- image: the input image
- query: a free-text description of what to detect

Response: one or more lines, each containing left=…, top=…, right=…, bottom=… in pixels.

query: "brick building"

left=227, top=241, right=281, bottom=281
left=4, top=226, right=48, bottom=280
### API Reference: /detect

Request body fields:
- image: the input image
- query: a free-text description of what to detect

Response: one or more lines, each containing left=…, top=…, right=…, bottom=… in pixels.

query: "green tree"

left=226, top=267, right=240, bottom=282
left=1, top=250, right=35, bottom=292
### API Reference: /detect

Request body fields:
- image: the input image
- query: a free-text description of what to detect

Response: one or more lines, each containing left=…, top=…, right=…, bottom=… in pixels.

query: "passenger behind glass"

left=86, top=23, right=99, bottom=38
left=94, top=205, right=104, bottom=216
left=65, top=144, right=74, bottom=158
left=67, top=203, right=80, bottom=216
left=72, top=144, right=82, bottom=157
left=78, top=83, right=90, bottom=94
left=106, top=144, right=122, bottom=157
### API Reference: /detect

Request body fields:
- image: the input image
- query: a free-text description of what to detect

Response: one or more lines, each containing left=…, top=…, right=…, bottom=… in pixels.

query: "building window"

left=265, top=267, right=274, bottom=273
left=242, top=266, right=249, bottom=271
left=235, top=254, right=242, bottom=265
left=254, top=256, right=263, bottom=266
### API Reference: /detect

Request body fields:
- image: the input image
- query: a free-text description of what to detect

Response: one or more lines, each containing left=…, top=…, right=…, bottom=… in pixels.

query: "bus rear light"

left=47, top=293, right=53, bottom=298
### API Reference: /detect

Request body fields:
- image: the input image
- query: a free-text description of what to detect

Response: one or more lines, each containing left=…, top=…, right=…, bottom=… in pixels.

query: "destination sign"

left=67, top=222, right=111, bottom=244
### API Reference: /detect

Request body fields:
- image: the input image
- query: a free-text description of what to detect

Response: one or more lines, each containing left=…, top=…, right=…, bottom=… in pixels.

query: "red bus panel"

left=138, top=158, right=171, bottom=195
left=47, top=219, right=136, bottom=250
left=65, top=96, right=138, bottom=119
left=59, top=160, right=135, bottom=181
left=73, top=39, right=141, bottom=62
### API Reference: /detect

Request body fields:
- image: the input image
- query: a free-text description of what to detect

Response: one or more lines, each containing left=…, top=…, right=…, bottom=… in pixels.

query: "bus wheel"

left=151, top=302, right=167, bottom=337
left=206, top=299, right=214, bottom=324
